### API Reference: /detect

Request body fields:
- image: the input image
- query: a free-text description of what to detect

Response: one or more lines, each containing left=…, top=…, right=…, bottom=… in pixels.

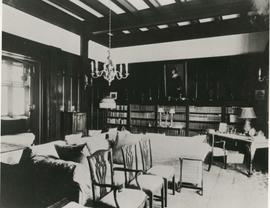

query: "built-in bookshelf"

left=106, top=104, right=128, bottom=128
left=130, top=104, right=156, bottom=131
left=188, top=106, right=222, bottom=134
left=106, top=103, right=246, bottom=136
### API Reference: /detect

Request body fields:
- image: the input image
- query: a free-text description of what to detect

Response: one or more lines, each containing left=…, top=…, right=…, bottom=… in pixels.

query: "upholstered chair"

left=206, top=133, right=227, bottom=171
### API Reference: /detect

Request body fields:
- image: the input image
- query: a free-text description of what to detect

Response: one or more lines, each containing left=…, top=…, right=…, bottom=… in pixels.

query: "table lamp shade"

left=239, top=107, right=256, bottom=119
left=99, top=97, right=116, bottom=109
left=169, top=108, right=175, bottom=114
left=158, top=107, right=165, bottom=113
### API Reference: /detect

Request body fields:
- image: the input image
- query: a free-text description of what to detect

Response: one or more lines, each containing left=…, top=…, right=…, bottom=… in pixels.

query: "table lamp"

left=239, top=107, right=256, bottom=134
left=158, top=107, right=164, bottom=126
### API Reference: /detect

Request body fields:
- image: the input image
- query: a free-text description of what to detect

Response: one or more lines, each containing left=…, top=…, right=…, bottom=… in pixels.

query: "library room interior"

left=1, top=0, right=269, bottom=208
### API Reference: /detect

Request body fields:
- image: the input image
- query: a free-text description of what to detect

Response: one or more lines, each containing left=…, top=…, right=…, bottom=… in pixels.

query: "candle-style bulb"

left=126, top=63, right=128, bottom=74
left=91, top=61, right=94, bottom=73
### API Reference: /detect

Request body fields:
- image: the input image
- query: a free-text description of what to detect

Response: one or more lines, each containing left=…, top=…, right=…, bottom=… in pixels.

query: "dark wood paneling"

left=2, top=32, right=85, bottom=143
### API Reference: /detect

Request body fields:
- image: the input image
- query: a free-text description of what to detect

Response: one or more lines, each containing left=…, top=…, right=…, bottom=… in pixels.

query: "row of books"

left=189, top=106, right=221, bottom=114
left=115, top=105, right=128, bottom=111
left=189, top=122, right=219, bottom=130
left=189, top=114, right=221, bottom=122
left=158, top=105, right=186, bottom=113
left=130, top=112, right=155, bottom=119
left=130, top=119, right=156, bottom=127
left=130, top=104, right=155, bottom=112
left=107, top=118, right=127, bottom=125
left=226, top=114, right=239, bottom=123
left=107, top=111, right=128, bottom=118
left=225, top=106, right=241, bottom=114
left=157, top=114, right=186, bottom=121
left=157, top=129, right=184, bottom=136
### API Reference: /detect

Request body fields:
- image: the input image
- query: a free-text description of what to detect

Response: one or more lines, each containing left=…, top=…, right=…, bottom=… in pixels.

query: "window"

left=1, top=59, right=31, bottom=118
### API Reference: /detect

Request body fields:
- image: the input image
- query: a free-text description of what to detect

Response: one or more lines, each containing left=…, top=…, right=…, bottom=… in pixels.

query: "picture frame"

left=164, top=63, right=187, bottom=100
left=110, top=92, right=118, bottom=100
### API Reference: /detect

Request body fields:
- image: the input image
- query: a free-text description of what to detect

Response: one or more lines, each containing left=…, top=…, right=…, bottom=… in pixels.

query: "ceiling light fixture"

left=122, top=30, right=131, bottom=34
left=199, top=17, right=215, bottom=23
left=127, top=0, right=149, bottom=10
left=156, top=0, right=175, bottom=6
left=41, top=0, right=85, bottom=21
left=139, top=27, right=149, bottom=31
left=90, top=0, right=129, bottom=86
left=177, top=21, right=191, bottom=26
left=98, top=0, right=125, bottom=14
left=69, top=0, right=103, bottom=17
left=157, top=24, right=169, bottom=29
left=222, top=14, right=240, bottom=20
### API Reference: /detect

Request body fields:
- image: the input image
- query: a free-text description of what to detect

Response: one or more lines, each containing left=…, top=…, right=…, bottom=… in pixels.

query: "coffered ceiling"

left=3, top=0, right=269, bottom=48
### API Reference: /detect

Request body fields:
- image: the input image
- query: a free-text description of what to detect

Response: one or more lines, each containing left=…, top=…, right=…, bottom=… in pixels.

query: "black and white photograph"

left=1, top=0, right=269, bottom=208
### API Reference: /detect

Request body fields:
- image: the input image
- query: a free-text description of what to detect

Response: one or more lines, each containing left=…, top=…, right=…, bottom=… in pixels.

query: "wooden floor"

left=153, top=163, right=268, bottom=208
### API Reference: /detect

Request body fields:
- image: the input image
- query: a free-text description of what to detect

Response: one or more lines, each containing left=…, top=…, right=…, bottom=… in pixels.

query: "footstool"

left=177, top=157, right=203, bottom=195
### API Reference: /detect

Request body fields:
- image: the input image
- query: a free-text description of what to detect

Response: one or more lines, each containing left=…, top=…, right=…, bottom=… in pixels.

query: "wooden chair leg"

left=161, top=186, right=165, bottom=208
left=164, top=178, right=167, bottom=207
left=172, top=175, right=175, bottom=195
left=208, top=153, right=213, bottom=171
left=149, top=193, right=153, bottom=208
left=224, top=155, right=227, bottom=169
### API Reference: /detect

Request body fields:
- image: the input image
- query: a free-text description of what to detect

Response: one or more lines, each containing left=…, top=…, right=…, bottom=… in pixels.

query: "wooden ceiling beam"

left=90, top=18, right=266, bottom=48
left=87, top=0, right=252, bottom=34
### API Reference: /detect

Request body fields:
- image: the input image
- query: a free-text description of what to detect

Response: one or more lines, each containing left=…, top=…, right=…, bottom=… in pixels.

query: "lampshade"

left=158, top=107, right=164, bottom=113
left=169, top=108, right=175, bottom=114
left=99, top=96, right=116, bottom=109
left=239, top=107, right=256, bottom=119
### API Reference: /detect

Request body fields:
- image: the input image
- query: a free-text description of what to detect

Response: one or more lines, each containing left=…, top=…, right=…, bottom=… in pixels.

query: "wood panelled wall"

left=2, top=32, right=92, bottom=143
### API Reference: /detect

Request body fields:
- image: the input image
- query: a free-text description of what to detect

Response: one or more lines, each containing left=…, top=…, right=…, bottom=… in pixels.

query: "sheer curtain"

left=1, top=59, right=31, bottom=118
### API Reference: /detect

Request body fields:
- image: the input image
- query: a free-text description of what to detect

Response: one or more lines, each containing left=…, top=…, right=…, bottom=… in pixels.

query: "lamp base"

left=243, top=119, right=251, bottom=134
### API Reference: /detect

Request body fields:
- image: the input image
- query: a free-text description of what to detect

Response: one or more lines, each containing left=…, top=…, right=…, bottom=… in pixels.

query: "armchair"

left=206, top=133, right=227, bottom=171
left=121, top=144, right=165, bottom=208
left=87, top=149, right=147, bottom=208
left=139, top=139, right=176, bottom=207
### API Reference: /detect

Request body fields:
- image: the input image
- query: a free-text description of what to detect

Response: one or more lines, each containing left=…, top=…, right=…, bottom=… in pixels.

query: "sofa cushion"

left=55, top=143, right=88, bottom=163
left=31, top=140, right=66, bottom=158
left=65, top=133, right=83, bottom=141
left=65, top=133, right=109, bottom=155
left=112, top=131, right=143, bottom=164
left=88, top=129, right=102, bottom=137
